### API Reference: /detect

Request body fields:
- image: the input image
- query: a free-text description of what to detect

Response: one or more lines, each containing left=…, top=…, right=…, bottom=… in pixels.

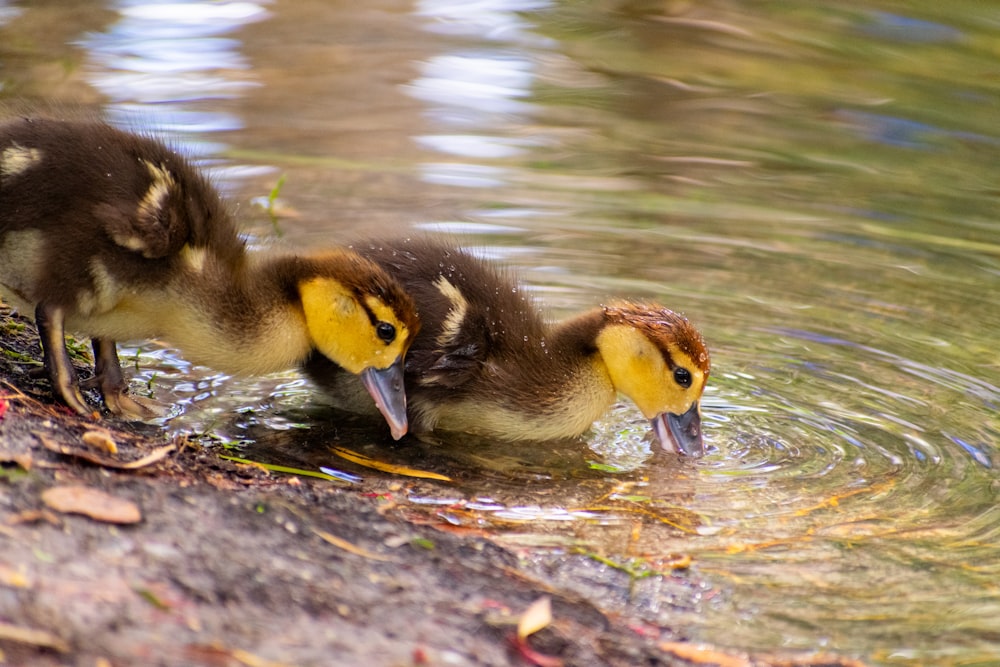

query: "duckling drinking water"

left=0, top=117, right=418, bottom=438
left=306, top=238, right=710, bottom=455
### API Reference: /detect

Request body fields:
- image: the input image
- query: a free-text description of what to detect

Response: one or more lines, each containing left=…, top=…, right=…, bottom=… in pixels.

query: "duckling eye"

left=673, top=367, right=692, bottom=388
left=375, top=321, right=396, bottom=343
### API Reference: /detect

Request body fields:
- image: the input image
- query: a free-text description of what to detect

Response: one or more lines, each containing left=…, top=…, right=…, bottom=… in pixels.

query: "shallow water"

left=2, top=1, right=999, bottom=663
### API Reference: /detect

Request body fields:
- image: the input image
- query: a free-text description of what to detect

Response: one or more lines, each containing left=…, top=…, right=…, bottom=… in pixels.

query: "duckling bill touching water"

left=0, top=117, right=418, bottom=438
left=305, top=238, right=710, bottom=455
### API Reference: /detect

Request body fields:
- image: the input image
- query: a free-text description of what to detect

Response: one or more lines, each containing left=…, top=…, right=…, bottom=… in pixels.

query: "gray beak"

left=651, top=402, right=704, bottom=456
left=360, top=359, right=408, bottom=440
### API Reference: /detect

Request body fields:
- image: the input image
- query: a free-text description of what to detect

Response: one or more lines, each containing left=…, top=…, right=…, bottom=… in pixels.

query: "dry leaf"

left=185, top=644, right=292, bottom=667
left=34, top=431, right=174, bottom=470
left=330, top=447, right=452, bottom=481
left=0, top=622, right=69, bottom=653
left=659, top=642, right=751, bottom=667
left=82, top=429, right=118, bottom=454
left=517, top=596, right=552, bottom=641
left=0, top=451, right=32, bottom=471
left=0, top=564, right=30, bottom=588
left=41, top=485, right=141, bottom=524
left=6, top=509, right=61, bottom=526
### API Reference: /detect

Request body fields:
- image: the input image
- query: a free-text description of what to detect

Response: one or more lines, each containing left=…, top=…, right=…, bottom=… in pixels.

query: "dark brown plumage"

left=0, top=117, right=418, bottom=437
left=305, top=237, right=711, bottom=455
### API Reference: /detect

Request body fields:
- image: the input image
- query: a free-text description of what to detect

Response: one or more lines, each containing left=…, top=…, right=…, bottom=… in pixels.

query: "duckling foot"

left=35, top=303, right=95, bottom=416
left=104, top=390, right=164, bottom=421
left=91, top=338, right=163, bottom=420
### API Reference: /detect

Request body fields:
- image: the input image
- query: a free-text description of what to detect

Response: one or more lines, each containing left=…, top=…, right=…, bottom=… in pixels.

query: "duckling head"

left=298, top=252, right=420, bottom=440
left=596, top=303, right=710, bottom=456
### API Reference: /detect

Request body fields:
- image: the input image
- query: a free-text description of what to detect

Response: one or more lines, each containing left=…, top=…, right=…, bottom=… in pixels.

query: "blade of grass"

left=218, top=454, right=352, bottom=483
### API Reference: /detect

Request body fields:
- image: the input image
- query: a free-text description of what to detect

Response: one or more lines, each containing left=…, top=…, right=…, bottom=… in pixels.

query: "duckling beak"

left=360, top=360, right=408, bottom=440
left=651, top=402, right=704, bottom=456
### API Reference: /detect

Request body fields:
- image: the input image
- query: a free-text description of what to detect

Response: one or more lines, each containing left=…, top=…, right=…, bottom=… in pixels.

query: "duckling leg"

left=34, top=303, right=93, bottom=416
left=91, top=338, right=160, bottom=420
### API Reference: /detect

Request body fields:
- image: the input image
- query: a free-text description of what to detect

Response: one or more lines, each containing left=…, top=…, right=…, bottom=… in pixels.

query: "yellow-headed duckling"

left=306, top=238, right=710, bottom=455
left=0, top=117, right=418, bottom=438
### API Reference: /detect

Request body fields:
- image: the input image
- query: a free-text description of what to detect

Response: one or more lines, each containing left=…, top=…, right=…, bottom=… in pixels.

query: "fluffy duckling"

left=0, top=117, right=418, bottom=438
left=305, top=238, right=710, bottom=455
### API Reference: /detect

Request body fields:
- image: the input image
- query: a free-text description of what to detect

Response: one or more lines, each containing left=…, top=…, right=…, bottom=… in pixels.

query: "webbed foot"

left=92, top=338, right=163, bottom=420
left=103, top=389, right=164, bottom=420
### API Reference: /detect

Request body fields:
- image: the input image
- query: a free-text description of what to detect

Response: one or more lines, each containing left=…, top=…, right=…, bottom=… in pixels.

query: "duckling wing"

left=412, top=341, right=484, bottom=389
left=93, top=198, right=182, bottom=260
left=92, top=146, right=198, bottom=259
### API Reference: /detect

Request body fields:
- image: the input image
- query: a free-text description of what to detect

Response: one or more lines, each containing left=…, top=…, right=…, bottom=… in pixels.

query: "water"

left=2, top=1, right=999, bottom=663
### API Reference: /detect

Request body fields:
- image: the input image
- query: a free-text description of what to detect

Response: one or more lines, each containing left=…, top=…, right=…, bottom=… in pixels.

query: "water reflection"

left=415, top=0, right=553, bottom=43
left=79, top=0, right=269, bottom=170
left=0, top=3, right=21, bottom=27
left=408, top=0, right=550, bottom=190
left=861, top=12, right=963, bottom=44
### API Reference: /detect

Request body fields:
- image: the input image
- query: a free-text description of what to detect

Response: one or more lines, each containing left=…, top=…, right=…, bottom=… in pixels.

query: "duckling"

left=0, top=117, right=418, bottom=438
left=305, top=237, right=710, bottom=455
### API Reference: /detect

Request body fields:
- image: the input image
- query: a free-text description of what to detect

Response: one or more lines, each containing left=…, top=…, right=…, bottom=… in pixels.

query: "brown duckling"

left=305, top=237, right=710, bottom=455
left=0, top=117, right=418, bottom=438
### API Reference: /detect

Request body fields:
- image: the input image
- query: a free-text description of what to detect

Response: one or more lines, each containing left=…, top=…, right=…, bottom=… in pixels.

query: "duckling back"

left=0, top=117, right=242, bottom=321
left=352, top=238, right=547, bottom=385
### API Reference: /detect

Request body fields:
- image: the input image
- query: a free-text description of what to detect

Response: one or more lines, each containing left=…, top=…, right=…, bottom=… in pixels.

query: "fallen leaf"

left=517, top=596, right=552, bottom=641
left=761, top=655, right=868, bottom=667
left=185, top=644, right=292, bottom=667
left=311, top=528, right=397, bottom=562
left=230, top=647, right=295, bottom=667
left=41, top=485, right=141, bottom=524
left=0, top=451, right=32, bottom=471
left=6, top=509, right=61, bottom=526
left=659, top=641, right=751, bottom=667
left=0, top=564, right=30, bottom=588
left=0, top=622, right=69, bottom=653
left=329, top=447, right=452, bottom=481
left=650, top=553, right=693, bottom=570
left=34, top=431, right=174, bottom=470
left=82, top=429, right=118, bottom=454
left=0, top=398, right=8, bottom=420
